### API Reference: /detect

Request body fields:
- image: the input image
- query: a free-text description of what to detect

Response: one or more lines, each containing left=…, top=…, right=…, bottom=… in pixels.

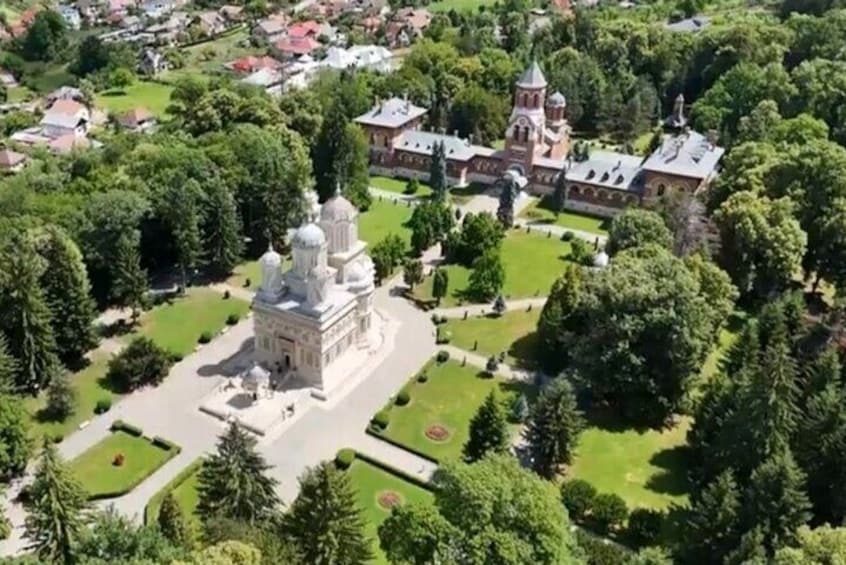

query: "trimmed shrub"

left=561, top=231, right=575, bottom=242
left=151, top=436, right=179, bottom=451
left=395, top=389, right=411, bottom=406
left=561, top=479, right=597, bottom=521
left=223, top=290, right=231, bottom=299
left=170, top=352, right=183, bottom=363
left=627, top=508, right=664, bottom=546
left=198, top=331, right=213, bottom=344
left=50, top=433, right=63, bottom=444
left=416, top=372, right=428, bottom=383
left=111, top=420, right=143, bottom=437
left=436, top=350, right=450, bottom=363
left=107, top=337, right=172, bottom=392
left=94, top=398, right=112, bottom=415
left=226, top=313, right=239, bottom=325
left=335, top=448, right=355, bottom=470
left=372, top=409, right=390, bottom=430
left=592, top=493, right=628, bottom=533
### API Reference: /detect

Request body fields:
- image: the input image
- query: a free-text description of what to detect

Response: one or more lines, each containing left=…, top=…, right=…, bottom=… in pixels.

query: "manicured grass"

left=569, top=416, right=691, bottom=511
left=414, top=230, right=572, bottom=307
left=347, top=458, right=434, bottom=564
left=428, top=0, right=499, bottom=11
left=23, top=355, right=118, bottom=442
left=70, top=430, right=178, bottom=499
left=179, top=27, right=252, bottom=77
left=145, top=458, right=204, bottom=528
left=371, top=176, right=434, bottom=198
left=359, top=198, right=414, bottom=247
left=95, top=81, right=175, bottom=118
left=441, top=308, right=541, bottom=368
left=373, top=358, right=528, bottom=462
left=126, top=288, right=250, bottom=356
left=519, top=197, right=610, bottom=236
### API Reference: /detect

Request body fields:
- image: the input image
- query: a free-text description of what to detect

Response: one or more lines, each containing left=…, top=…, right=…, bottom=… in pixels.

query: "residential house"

left=272, top=36, right=322, bottom=59
left=40, top=100, right=90, bottom=138
left=0, top=149, right=28, bottom=174
left=59, top=5, right=83, bottom=29
left=107, top=0, right=136, bottom=19
left=117, top=107, right=156, bottom=132
left=323, top=45, right=392, bottom=72
left=139, top=49, right=168, bottom=76
left=75, top=0, right=99, bottom=24
left=665, top=15, right=711, bottom=33
left=145, top=11, right=188, bottom=44
left=46, top=86, right=85, bottom=106
left=287, top=20, right=323, bottom=39
left=219, top=5, right=243, bottom=22
left=122, top=15, right=143, bottom=31
left=241, top=67, right=284, bottom=90
left=225, top=55, right=282, bottom=74
left=141, top=0, right=177, bottom=19
left=385, top=7, right=430, bottom=47
left=10, top=8, right=41, bottom=37
left=195, top=10, right=226, bottom=36
left=253, top=14, right=288, bottom=42
left=49, top=134, right=93, bottom=154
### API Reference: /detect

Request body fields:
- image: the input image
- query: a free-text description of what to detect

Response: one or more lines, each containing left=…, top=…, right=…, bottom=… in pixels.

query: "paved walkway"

left=432, top=297, right=546, bottom=319
left=370, top=187, right=423, bottom=204
left=440, top=345, right=535, bottom=383
left=515, top=219, right=607, bottom=245
left=351, top=435, right=437, bottom=481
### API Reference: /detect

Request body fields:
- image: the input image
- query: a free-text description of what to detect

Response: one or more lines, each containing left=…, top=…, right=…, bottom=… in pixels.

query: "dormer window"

left=600, top=172, right=610, bottom=182
left=615, top=174, right=624, bottom=184
left=587, top=170, right=595, bottom=179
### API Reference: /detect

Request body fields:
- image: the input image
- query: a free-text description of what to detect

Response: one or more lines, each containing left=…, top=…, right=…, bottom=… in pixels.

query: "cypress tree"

left=463, top=391, right=510, bottom=462
left=0, top=232, right=61, bottom=393
left=496, top=176, right=516, bottom=228
left=158, top=491, right=194, bottom=549
left=36, top=225, right=97, bottom=365
left=203, top=180, right=243, bottom=276
left=111, top=234, right=148, bottom=323
left=429, top=141, right=448, bottom=203
left=25, top=440, right=89, bottom=564
left=432, top=268, right=449, bottom=306
left=285, top=462, right=372, bottom=565
left=196, top=422, right=280, bottom=524
left=742, top=447, right=811, bottom=554
left=683, top=470, right=742, bottom=564
left=525, top=378, right=585, bottom=479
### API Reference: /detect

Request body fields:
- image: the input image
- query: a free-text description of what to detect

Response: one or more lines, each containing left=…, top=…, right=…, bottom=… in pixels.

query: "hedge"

left=111, top=420, right=143, bottom=437
left=364, top=426, right=440, bottom=465
left=371, top=409, right=390, bottom=430
left=395, top=389, right=411, bottom=406
left=152, top=436, right=179, bottom=451
left=88, top=436, right=181, bottom=502
left=94, top=398, right=112, bottom=414
left=335, top=448, right=355, bottom=470
left=436, top=350, right=450, bottom=363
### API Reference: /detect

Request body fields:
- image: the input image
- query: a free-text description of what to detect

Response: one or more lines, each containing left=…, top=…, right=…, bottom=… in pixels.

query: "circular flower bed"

left=425, top=424, right=450, bottom=442
left=377, top=491, right=402, bottom=510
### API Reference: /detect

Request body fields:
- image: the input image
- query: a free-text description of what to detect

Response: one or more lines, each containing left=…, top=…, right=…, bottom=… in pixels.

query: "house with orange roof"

left=117, top=107, right=156, bottom=132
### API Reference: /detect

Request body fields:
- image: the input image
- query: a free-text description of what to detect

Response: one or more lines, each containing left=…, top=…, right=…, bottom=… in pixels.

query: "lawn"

left=23, top=354, right=118, bottom=442
left=359, top=198, right=414, bottom=247
left=414, top=230, right=571, bottom=307
left=372, top=358, right=529, bottom=462
left=428, top=0, right=499, bottom=11
left=441, top=308, right=541, bottom=368
left=126, top=288, right=250, bottom=356
left=569, top=416, right=691, bottom=511
left=145, top=458, right=204, bottom=528
left=346, top=457, right=434, bottom=564
left=95, top=81, right=175, bottom=118
left=70, top=429, right=179, bottom=499
left=167, top=26, right=253, bottom=80
left=24, top=64, right=75, bottom=94
left=519, top=197, right=610, bottom=236
left=371, top=176, right=433, bottom=198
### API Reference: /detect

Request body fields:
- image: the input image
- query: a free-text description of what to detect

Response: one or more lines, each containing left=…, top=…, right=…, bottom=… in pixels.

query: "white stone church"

left=252, top=190, right=377, bottom=396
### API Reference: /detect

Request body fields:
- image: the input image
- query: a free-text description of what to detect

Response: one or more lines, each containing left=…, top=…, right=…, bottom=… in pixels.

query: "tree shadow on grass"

left=509, top=331, right=539, bottom=369
left=100, top=89, right=129, bottom=97
left=645, top=445, right=691, bottom=498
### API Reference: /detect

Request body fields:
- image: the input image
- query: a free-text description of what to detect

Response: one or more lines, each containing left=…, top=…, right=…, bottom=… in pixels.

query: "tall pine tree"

left=463, top=391, right=510, bottom=462
left=196, top=422, right=280, bottom=524
left=0, top=334, right=18, bottom=393
left=0, top=231, right=61, bottom=393
left=111, top=234, right=148, bottom=323
left=203, top=180, right=243, bottom=276
left=36, top=225, right=97, bottom=365
left=25, top=440, right=89, bottom=564
left=158, top=491, right=194, bottom=549
left=496, top=176, right=517, bottom=228
left=429, top=141, right=448, bottom=203
left=525, top=378, right=584, bottom=479
left=683, top=470, right=742, bottom=564
left=285, top=462, right=372, bottom=565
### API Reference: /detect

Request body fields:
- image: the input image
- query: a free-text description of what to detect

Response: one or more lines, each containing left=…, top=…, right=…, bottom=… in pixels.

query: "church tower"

left=505, top=61, right=548, bottom=175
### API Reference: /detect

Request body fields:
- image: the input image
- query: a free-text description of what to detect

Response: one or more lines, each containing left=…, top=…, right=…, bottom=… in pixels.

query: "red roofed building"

left=226, top=55, right=282, bottom=74
left=117, top=107, right=156, bottom=132
left=272, top=36, right=321, bottom=59
left=287, top=20, right=321, bottom=39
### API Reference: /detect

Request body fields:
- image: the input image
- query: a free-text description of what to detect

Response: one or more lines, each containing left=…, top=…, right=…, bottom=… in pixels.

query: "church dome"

left=292, top=223, right=326, bottom=249
left=548, top=91, right=566, bottom=107
left=259, top=243, right=282, bottom=268
left=320, top=192, right=357, bottom=223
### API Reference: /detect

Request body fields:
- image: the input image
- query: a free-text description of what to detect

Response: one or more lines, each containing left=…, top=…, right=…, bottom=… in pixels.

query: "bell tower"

left=505, top=61, right=547, bottom=175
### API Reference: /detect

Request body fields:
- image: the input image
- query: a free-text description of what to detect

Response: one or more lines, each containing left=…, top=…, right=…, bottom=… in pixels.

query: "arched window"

left=657, top=184, right=666, bottom=197
left=533, top=93, right=539, bottom=108
left=522, top=126, right=530, bottom=142
left=513, top=126, right=520, bottom=140
left=521, top=93, right=528, bottom=107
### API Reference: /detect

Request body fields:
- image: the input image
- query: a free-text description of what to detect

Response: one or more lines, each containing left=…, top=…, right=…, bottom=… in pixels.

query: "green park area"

left=428, top=0, right=498, bottom=12
left=371, top=176, right=433, bottom=198
left=346, top=457, right=434, bottom=564
left=359, top=198, right=414, bottom=247
left=372, top=358, right=528, bottom=462
left=414, top=230, right=571, bottom=307
left=23, top=354, right=117, bottom=442
left=95, top=81, right=175, bottom=118
left=519, top=197, right=610, bottom=236
left=145, top=458, right=204, bottom=528
left=167, top=27, right=251, bottom=81
left=440, top=308, right=541, bottom=367
left=126, top=288, right=250, bottom=357
left=70, top=429, right=179, bottom=499
left=569, top=416, right=692, bottom=511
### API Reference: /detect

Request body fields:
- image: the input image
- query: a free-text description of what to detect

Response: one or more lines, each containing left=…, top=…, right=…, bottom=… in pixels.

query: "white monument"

left=252, top=190, right=377, bottom=396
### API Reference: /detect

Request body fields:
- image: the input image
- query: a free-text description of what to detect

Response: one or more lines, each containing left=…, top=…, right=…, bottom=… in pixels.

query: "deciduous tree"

left=432, top=268, right=449, bottom=306
left=606, top=209, right=672, bottom=256
left=467, top=249, right=505, bottom=302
